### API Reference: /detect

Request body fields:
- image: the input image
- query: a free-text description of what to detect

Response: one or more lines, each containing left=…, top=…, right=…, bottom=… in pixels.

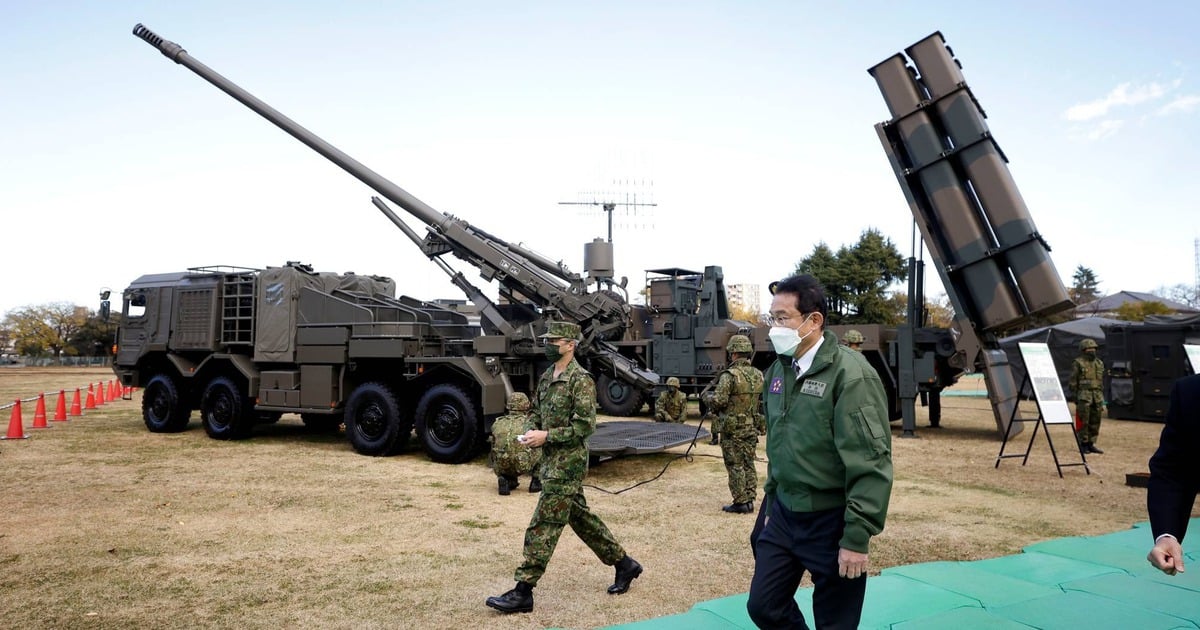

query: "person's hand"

left=520, top=430, right=548, bottom=448
left=838, top=548, right=869, bottom=579
left=1148, top=536, right=1186, bottom=575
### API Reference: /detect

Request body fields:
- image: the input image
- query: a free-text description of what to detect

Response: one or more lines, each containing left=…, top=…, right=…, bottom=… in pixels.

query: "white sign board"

left=1186, top=345, right=1200, bottom=375
left=1018, top=342, right=1074, bottom=424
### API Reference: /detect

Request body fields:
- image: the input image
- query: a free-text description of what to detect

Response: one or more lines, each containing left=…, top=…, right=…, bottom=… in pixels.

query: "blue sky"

left=3, top=1, right=1198, bottom=319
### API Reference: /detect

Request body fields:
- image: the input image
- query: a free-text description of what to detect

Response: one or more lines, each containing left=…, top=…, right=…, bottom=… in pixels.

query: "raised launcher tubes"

left=869, top=33, right=1074, bottom=435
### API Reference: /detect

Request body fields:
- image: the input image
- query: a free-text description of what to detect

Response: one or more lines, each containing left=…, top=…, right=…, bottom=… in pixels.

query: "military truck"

left=129, top=24, right=662, bottom=424
left=1104, top=314, right=1200, bottom=421
left=112, top=262, right=536, bottom=463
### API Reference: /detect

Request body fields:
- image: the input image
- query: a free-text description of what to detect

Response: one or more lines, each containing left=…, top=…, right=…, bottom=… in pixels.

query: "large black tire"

left=344, top=382, right=408, bottom=456
left=596, top=374, right=643, bottom=417
left=302, top=413, right=344, bottom=433
left=200, top=376, right=254, bottom=440
left=142, top=374, right=190, bottom=433
left=415, top=383, right=481, bottom=464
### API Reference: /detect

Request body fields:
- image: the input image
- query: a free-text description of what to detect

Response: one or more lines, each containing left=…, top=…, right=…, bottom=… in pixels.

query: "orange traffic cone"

left=85, top=384, right=96, bottom=410
left=2, top=400, right=28, bottom=440
left=108, top=381, right=116, bottom=400
left=97, top=381, right=106, bottom=406
left=54, top=390, right=68, bottom=422
left=70, top=388, right=83, bottom=416
left=31, top=393, right=48, bottom=429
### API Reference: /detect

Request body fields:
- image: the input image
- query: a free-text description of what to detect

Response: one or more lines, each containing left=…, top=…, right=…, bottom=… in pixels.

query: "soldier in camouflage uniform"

left=708, top=334, right=764, bottom=514
left=1070, top=338, right=1106, bottom=454
left=654, top=377, right=688, bottom=423
left=486, top=321, right=643, bottom=615
left=489, top=392, right=543, bottom=495
left=843, top=329, right=865, bottom=352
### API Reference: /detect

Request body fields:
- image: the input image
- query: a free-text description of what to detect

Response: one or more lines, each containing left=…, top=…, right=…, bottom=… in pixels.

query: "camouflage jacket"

left=489, top=412, right=540, bottom=475
left=654, top=389, right=687, bottom=422
left=528, top=358, right=596, bottom=492
left=711, top=358, right=765, bottom=438
left=1070, top=354, right=1106, bottom=403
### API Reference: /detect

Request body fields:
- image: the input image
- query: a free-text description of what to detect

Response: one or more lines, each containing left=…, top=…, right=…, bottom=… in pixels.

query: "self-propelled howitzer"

left=130, top=24, right=660, bottom=413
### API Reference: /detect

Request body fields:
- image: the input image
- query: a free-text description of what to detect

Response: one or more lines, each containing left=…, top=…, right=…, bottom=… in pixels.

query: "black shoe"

left=498, top=477, right=510, bottom=496
left=1088, top=444, right=1104, bottom=454
left=486, top=582, right=534, bottom=613
left=529, top=477, right=542, bottom=493
left=708, top=436, right=720, bottom=446
left=722, top=502, right=754, bottom=514
left=607, top=555, right=642, bottom=594
left=507, top=476, right=520, bottom=491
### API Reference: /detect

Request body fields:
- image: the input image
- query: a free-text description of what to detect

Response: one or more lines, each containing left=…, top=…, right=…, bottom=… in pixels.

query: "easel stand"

left=995, top=374, right=1091, bottom=478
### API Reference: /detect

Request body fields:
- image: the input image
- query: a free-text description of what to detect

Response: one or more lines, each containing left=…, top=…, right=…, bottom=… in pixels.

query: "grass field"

left=0, top=367, right=1176, bottom=629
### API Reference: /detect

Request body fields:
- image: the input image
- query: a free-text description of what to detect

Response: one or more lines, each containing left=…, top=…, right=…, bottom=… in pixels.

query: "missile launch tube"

left=905, top=33, right=1072, bottom=318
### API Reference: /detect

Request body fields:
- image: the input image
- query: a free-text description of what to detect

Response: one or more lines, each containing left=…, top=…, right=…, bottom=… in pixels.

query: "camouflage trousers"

left=514, top=489, right=625, bottom=586
left=721, top=434, right=758, bottom=504
left=1076, top=397, right=1103, bottom=445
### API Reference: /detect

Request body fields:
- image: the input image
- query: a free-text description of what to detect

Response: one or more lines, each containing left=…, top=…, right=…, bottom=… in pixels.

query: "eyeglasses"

left=766, top=313, right=803, bottom=327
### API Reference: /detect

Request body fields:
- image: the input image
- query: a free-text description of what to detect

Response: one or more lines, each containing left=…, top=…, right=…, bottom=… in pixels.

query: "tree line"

left=1, top=303, right=117, bottom=360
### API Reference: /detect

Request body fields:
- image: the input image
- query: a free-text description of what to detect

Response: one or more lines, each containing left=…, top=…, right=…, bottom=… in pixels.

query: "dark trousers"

left=747, top=498, right=867, bottom=630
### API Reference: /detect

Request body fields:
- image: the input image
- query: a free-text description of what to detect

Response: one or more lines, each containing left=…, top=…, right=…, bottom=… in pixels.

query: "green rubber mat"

left=883, top=561, right=1059, bottom=607
left=603, top=518, right=1200, bottom=629
left=1063, top=573, right=1200, bottom=626
left=990, top=590, right=1195, bottom=629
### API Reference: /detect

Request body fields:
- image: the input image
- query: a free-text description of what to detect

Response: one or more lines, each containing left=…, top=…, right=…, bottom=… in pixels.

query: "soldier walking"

left=1071, top=338, right=1106, bottom=454
left=485, top=321, right=643, bottom=614
left=654, top=377, right=688, bottom=423
left=707, top=334, right=764, bottom=514
left=489, top=392, right=542, bottom=495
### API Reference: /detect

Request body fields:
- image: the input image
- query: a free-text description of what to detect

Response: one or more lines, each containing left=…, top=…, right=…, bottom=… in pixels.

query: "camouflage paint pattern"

left=514, top=358, right=625, bottom=586
left=711, top=357, right=764, bottom=504
left=654, top=389, right=687, bottom=423
left=1071, top=352, right=1106, bottom=444
left=489, top=411, right=541, bottom=478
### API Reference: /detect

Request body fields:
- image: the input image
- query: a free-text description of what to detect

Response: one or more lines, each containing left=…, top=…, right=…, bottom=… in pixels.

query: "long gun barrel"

left=132, top=24, right=658, bottom=397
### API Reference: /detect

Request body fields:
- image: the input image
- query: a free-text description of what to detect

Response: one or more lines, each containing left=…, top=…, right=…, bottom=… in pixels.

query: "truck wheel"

left=201, top=377, right=254, bottom=440
left=597, top=374, right=643, bottom=417
left=344, top=382, right=408, bottom=456
left=142, top=374, right=190, bottom=433
left=415, top=384, right=481, bottom=464
left=302, top=413, right=343, bottom=433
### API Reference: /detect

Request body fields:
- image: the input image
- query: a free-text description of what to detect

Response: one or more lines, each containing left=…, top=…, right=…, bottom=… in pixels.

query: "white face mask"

left=768, top=315, right=814, bottom=356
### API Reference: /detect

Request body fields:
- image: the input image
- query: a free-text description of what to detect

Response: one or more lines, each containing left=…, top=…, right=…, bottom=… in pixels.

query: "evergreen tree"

left=795, top=229, right=907, bottom=325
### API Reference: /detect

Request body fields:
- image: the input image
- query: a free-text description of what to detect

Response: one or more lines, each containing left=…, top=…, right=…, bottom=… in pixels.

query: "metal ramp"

left=587, top=421, right=710, bottom=458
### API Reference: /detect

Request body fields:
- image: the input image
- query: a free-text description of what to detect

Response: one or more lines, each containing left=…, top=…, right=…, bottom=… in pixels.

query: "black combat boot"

left=486, top=581, right=534, bottom=613
left=607, top=555, right=643, bottom=594
left=507, top=475, right=520, bottom=491
left=498, top=477, right=510, bottom=496
left=722, top=502, right=754, bottom=514
left=529, top=476, right=542, bottom=493
left=1088, top=443, right=1104, bottom=454
left=708, top=434, right=720, bottom=446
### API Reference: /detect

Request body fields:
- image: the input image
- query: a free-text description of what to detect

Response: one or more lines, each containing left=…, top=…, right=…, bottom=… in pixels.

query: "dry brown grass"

left=0, top=368, right=1177, bottom=629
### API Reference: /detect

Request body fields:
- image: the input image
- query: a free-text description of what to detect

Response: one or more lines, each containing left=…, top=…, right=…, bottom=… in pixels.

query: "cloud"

left=1157, top=94, right=1200, bottom=116
left=1083, top=119, right=1124, bottom=140
left=1064, top=79, right=1181, bottom=121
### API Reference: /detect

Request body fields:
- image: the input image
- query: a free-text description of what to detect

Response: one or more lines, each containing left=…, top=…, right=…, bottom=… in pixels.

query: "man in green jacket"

left=485, top=321, right=642, bottom=614
left=747, top=275, right=893, bottom=630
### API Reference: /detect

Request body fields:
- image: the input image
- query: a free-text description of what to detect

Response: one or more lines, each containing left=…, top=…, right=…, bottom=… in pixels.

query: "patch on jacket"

left=769, top=377, right=784, bottom=394
left=800, top=380, right=827, bottom=397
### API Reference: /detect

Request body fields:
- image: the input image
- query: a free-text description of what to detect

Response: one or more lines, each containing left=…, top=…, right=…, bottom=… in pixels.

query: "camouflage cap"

left=726, top=334, right=753, bottom=353
left=1080, top=339, right=1098, bottom=351
left=539, top=320, right=580, bottom=340
left=843, top=329, right=865, bottom=344
left=666, top=377, right=680, bottom=387
left=507, top=392, right=531, bottom=412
